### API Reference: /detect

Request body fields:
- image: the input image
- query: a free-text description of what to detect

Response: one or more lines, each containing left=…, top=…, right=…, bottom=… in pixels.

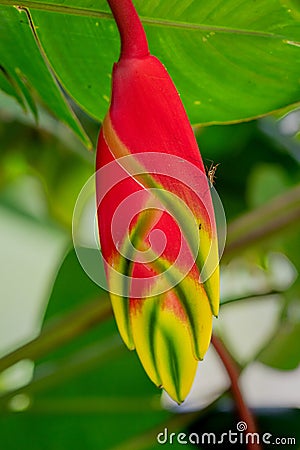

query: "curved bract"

left=96, top=0, right=219, bottom=403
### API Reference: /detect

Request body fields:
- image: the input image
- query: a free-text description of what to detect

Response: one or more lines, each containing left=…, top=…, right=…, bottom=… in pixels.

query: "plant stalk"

left=0, top=296, right=112, bottom=373
left=107, top=0, right=149, bottom=59
left=211, top=334, right=262, bottom=450
left=224, top=184, right=300, bottom=258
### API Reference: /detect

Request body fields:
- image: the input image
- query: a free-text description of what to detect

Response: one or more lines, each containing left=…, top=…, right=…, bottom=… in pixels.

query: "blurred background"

left=0, top=86, right=299, bottom=448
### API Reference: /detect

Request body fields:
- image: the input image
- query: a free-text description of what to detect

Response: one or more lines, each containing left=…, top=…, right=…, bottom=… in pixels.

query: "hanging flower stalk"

left=96, top=0, right=219, bottom=404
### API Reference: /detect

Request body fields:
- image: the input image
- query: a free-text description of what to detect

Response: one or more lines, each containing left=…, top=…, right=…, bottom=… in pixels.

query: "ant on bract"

left=177, top=155, right=220, bottom=186
left=206, top=160, right=220, bottom=186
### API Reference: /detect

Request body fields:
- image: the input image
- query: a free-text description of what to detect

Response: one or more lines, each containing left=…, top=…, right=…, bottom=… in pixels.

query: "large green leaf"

left=0, top=0, right=299, bottom=139
left=0, top=5, right=90, bottom=146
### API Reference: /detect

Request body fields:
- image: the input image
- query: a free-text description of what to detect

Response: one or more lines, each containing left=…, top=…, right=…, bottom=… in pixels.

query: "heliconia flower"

left=96, top=0, right=219, bottom=404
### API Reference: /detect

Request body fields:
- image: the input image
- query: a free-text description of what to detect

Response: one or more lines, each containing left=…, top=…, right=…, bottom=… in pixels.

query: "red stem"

left=211, top=334, right=262, bottom=450
left=107, top=0, right=149, bottom=59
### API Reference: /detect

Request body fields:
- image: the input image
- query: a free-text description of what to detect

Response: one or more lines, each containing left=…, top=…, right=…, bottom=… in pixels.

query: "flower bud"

left=96, top=0, right=219, bottom=403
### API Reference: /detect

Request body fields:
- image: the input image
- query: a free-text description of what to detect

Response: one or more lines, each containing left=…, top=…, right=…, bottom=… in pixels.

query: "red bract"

left=96, top=0, right=219, bottom=403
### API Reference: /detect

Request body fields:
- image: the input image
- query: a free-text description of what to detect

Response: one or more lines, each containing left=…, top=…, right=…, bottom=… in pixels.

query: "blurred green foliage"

left=0, top=95, right=299, bottom=448
left=0, top=0, right=299, bottom=448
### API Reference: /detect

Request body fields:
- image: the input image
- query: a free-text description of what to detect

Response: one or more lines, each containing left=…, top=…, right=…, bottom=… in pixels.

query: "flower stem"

left=107, top=0, right=149, bottom=59
left=211, top=334, right=262, bottom=450
left=225, top=184, right=300, bottom=258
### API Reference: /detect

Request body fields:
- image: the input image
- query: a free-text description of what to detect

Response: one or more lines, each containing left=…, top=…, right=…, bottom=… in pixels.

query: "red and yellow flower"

left=96, top=0, right=219, bottom=403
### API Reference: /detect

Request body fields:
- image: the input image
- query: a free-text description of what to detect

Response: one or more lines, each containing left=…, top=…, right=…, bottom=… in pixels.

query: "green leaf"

left=1, top=0, right=300, bottom=131
left=0, top=411, right=169, bottom=450
left=0, top=5, right=90, bottom=146
left=43, top=248, right=104, bottom=320
left=0, top=67, right=24, bottom=107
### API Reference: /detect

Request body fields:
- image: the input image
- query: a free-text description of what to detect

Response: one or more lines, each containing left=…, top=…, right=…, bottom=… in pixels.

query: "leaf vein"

left=0, top=0, right=288, bottom=40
